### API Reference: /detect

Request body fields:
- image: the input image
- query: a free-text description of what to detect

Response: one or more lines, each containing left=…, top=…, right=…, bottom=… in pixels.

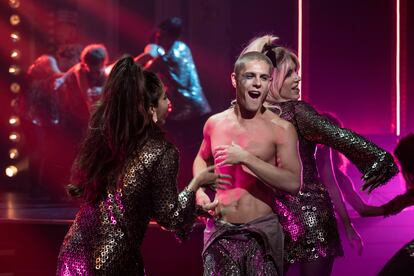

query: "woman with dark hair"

left=343, top=133, right=414, bottom=275
left=240, top=35, right=399, bottom=276
left=56, top=56, right=228, bottom=275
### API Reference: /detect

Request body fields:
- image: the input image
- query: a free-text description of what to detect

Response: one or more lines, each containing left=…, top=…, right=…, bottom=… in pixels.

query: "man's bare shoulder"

left=263, top=109, right=295, bottom=131
left=204, top=108, right=234, bottom=132
left=206, top=108, right=233, bottom=124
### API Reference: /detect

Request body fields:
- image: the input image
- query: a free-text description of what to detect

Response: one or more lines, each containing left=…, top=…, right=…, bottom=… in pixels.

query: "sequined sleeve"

left=165, top=41, right=211, bottom=115
left=294, top=101, right=398, bottom=185
left=151, top=145, right=196, bottom=235
left=381, top=190, right=414, bottom=216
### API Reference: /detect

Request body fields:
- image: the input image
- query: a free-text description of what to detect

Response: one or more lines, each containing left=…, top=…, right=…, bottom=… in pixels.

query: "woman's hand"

left=192, top=165, right=232, bottom=191
left=345, top=223, right=364, bottom=256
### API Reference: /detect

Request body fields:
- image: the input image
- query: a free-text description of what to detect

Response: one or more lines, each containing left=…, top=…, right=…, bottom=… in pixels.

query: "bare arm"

left=334, top=168, right=385, bottom=217
left=193, top=119, right=219, bottom=212
left=349, top=191, right=414, bottom=218
left=134, top=53, right=154, bottom=67
left=215, top=123, right=301, bottom=194
left=316, top=146, right=363, bottom=255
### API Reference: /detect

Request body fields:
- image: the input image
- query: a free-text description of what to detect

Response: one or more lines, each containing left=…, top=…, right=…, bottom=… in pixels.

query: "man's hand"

left=143, top=44, right=166, bottom=58
left=196, top=189, right=218, bottom=218
left=214, top=142, right=249, bottom=167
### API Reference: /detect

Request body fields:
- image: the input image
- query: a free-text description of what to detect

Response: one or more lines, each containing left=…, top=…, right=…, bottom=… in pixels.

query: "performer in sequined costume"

left=56, top=57, right=229, bottom=275
left=353, top=133, right=414, bottom=275
left=136, top=17, right=211, bottom=121
left=194, top=52, right=302, bottom=275
left=241, top=35, right=399, bottom=275
left=135, top=17, right=212, bottom=190
left=22, top=55, right=66, bottom=199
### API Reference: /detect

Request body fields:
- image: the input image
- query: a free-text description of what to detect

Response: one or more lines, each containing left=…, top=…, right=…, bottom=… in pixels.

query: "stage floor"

left=0, top=192, right=78, bottom=224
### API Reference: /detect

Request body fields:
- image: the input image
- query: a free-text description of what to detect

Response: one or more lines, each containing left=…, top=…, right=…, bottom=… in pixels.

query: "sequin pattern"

left=203, top=236, right=278, bottom=276
left=161, top=41, right=211, bottom=120
left=56, top=135, right=196, bottom=275
left=268, top=101, right=398, bottom=263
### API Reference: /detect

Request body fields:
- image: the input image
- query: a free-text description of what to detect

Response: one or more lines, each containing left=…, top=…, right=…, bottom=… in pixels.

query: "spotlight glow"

left=10, top=32, right=20, bottom=42
left=5, top=166, right=18, bottom=177
left=9, top=149, right=19, bottom=159
left=9, top=65, right=21, bottom=75
left=10, top=82, right=20, bottom=93
left=11, top=50, right=21, bottom=60
left=9, top=116, right=20, bottom=126
left=10, top=14, right=20, bottom=26
left=9, top=132, right=20, bottom=142
left=9, top=0, right=20, bottom=9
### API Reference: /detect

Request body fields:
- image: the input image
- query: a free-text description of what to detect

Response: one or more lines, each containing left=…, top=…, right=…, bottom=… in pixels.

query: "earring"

left=152, top=111, right=158, bottom=123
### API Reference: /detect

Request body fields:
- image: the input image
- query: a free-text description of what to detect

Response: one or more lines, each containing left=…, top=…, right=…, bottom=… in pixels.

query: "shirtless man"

left=194, top=51, right=302, bottom=275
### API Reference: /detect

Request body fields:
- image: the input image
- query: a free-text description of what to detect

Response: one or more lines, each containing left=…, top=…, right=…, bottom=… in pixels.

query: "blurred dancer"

left=136, top=17, right=211, bottom=188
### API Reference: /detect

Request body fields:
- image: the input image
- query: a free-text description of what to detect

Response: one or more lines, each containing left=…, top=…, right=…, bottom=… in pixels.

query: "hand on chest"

left=211, top=121, right=276, bottom=163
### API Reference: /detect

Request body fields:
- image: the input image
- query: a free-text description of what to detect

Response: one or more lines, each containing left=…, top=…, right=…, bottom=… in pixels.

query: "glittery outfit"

left=203, top=213, right=284, bottom=276
left=160, top=40, right=211, bottom=121
left=268, top=100, right=398, bottom=264
left=56, top=134, right=196, bottom=275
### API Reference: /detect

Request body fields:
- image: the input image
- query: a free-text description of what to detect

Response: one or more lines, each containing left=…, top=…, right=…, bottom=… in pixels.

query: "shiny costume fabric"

left=161, top=41, right=211, bottom=121
left=268, top=100, right=398, bottom=264
left=203, top=214, right=283, bottom=276
left=56, top=135, right=196, bottom=275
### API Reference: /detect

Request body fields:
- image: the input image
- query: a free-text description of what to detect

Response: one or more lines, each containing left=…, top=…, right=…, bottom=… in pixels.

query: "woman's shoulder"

left=144, top=133, right=178, bottom=158
left=289, top=100, right=316, bottom=110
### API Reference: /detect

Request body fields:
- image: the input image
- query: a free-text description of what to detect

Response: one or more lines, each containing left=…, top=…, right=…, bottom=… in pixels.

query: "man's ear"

left=231, top=72, right=237, bottom=88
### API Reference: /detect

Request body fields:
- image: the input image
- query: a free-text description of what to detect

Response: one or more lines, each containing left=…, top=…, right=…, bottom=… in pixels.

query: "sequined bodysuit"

left=56, top=134, right=196, bottom=275
left=268, top=101, right=398, bottom=264
left=159, top=40, right=211, bottom=121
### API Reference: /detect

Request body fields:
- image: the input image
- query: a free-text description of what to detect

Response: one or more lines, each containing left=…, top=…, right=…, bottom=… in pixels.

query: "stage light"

left=10, top=99, right=19, bottom=110
left=10, top=82, right=20, bottom=93
left=9, top=65, right=21, bottom=75
left=10, top=14, right=20, bottom=26
left=10, top=32, right=20, bottom=42
left=9, top=0, right=20, bottom=9
left=9, top=132, right=20, bottom=142
left=9, top=116, right=20, bottom=126
left=5, top=166, right=18, bottom=177
left=11, top=49, right=21, bottom=60
left=9, top=149, right=19, bottom=159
